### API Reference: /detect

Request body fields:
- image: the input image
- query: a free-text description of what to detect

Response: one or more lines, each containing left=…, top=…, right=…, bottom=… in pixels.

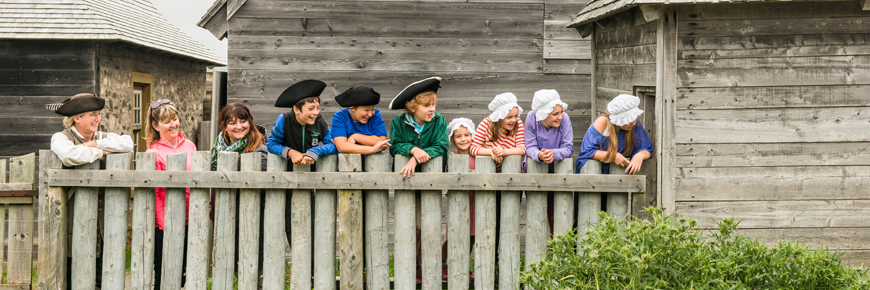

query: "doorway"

left=633, top=86, right=657, bottom=219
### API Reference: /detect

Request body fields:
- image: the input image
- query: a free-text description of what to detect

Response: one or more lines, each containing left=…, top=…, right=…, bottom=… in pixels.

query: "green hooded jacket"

left=389, top=111, right=449, bottom=161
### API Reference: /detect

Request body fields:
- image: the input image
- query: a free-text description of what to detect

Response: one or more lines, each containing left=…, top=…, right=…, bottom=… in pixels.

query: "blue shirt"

left=330, top=107, right=388, bottom=140
left=574, top=121, right=653, bottom=174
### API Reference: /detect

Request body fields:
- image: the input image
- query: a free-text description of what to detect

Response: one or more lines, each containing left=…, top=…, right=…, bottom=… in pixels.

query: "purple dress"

left=574, top=121, right=653, bottom=174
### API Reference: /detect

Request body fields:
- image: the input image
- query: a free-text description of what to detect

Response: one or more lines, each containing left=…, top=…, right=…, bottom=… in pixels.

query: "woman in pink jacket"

left=145, top=99, right=197, bottom=289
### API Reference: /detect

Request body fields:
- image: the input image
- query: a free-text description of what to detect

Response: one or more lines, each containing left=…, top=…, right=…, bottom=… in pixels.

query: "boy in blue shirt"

left=330, top=85, right=391, bottom=154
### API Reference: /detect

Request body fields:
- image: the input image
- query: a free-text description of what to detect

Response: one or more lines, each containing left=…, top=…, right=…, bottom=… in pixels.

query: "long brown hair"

left=145, top=101, right=179, bottom=146
left=487, top=116, right=518, bottom=143
left=218, top=102, right=263, bottom=153
left=601, top=113, right=635, bottom=163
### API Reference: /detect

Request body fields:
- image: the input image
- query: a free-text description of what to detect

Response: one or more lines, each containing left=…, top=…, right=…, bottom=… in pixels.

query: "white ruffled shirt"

left=50, top=126, right=134, bottom=167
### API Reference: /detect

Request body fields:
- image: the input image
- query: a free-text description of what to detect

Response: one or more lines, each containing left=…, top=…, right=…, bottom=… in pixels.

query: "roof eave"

left=197, top=0, right=228, bottom=40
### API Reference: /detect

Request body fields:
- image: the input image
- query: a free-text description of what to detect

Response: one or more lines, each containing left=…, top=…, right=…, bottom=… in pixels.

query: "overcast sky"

left=150, top=0, right=228, bottom=62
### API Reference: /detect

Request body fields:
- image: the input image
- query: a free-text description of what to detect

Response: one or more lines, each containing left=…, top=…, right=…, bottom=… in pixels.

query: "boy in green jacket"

left=388, top=77, right=449, bottom=177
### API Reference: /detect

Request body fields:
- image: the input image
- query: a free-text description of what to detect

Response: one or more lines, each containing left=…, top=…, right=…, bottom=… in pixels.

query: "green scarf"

left=210, top=132, right=248, bottom=171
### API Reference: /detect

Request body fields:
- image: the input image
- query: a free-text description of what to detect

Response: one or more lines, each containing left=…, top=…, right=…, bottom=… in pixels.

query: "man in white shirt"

left=47, top=93, right=133, bottom=167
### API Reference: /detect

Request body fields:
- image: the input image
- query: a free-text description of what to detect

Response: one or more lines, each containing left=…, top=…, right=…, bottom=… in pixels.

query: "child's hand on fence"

left=401, top=157, right=417, bottom=177
left=370, top=139, right=391, bottom=154
left=411, top=147, right=430, bottom=163
left=626, top=157, right=643, bottom=175
left=300, top=156, right=315, bottom=165
left=539, top=149, right=555, bottom=163
left=614, top=153, right=629, bottom=167
left=287, top=149, right=304, bottom=164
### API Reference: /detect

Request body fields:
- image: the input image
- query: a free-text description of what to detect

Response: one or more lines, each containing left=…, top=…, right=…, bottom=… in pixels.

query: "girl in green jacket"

left=388, top=76, right=449, bottom=177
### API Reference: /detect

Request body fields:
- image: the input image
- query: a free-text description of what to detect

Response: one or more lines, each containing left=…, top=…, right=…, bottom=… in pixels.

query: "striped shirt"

left=470, top=117, right=526, bottom=171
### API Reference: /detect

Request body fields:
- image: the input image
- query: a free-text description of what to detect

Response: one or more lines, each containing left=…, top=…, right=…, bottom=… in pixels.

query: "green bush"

left=518, top=207, right=870, bottom=290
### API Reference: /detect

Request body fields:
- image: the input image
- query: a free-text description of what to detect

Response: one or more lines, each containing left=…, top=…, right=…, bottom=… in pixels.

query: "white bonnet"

left=531, top=89, right=568, bottom=121
left=488, top=92, right=523, bottom=122
left=447, top=117, right=475, bottom=140
left=607, top=94, right=643, bottom=126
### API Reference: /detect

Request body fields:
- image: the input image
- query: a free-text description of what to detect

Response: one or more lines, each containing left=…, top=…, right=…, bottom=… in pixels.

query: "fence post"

left=264, top=154, right=288, bottom=290
left=239, top=152, right=263, bottom=290
left=524, top=160, right=548, bottom=268
left=8, top=153, right=35, bottom=286
left=290, top=161, right=312, bottom=290
left=186, top=151, right=212, bottom=289
left=71, top=159, right=99, bottom=290
left=553, top=159, right=575, bottom=234
left=38, top=150, right=66, bottom=290
left=130, top=152, right=156, bottom=290
left=364, top=153, right=391, bottom=290
left=499, top=155, right=522, bottom=290
left=314, top=154, right=337, bottom=290
left=338, top=153, right=363, bottom=290
left=212, top=152, right=239, bottom=290
left=101, top=153, right=131, bottom=289
left=421, top=156, right=443, bottom=290
left=446, top=154, right=470, bottom=290
left=577, top=160, right=602, bottom=252
left=392, top=155, right=415, bottom=290
left=474, top=156, right=496, bottom=290
left=161, top=153, right=189, bottom=289
left=607, top=164, right=630, bottom=221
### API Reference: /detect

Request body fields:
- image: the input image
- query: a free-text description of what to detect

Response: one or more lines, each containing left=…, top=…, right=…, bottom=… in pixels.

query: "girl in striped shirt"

left=470, top=92, right=526, bottom=172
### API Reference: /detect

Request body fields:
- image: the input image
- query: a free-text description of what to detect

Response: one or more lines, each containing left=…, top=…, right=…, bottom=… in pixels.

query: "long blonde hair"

left=487, top=116, right=518, bottom=143
left=145, top=101, right=179, bottom=146
left=602, top=113, right=635, bottom=163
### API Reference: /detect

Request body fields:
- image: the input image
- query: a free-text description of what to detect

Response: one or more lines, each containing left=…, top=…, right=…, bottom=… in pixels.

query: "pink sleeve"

left=470, top=119, right=489, bottom=156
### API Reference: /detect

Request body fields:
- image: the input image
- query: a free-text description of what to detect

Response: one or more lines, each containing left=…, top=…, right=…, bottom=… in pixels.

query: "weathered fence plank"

left=447, top=154, right=470, bottom=290
left=47, top=170, right=646, bottom=192
left=212, top=152, right=239, bottom=290
left=474, top=156, right=496, bottom=290
left=554, top=159, right=575, bottom=234
left=421, top=156, right=443, bottom=290
left=7, top=153, right=34, bottom=285
left=290, top=161, right=311, bottom=290
left=393, top=154, right=415, bottom=290
left=130, top=152, right=156, bottom=290
left=577, top=160, right=603, bottom=252
left=338, top=154, right=363, bottom=290
left=499, top=156, right=522, bottom=290
left=314, top=154, right=337, bottom=290
left=364, top=153, right=390, bottom=290
left=38, top=150, right=66, bottom=290
left=608, top=164, right=631, bottom=221
left=239, top=152, right=262, bottom=290
left=71, top=160, right=99, bottom=290
left=264, top=154, right=287, bottom=290
left=185, top=152, right=211, bottom=290
left=100, top=153, right=130, bottom=289
left=524, top=160, right=548, bottom=268
left=161, top=153, right=188, bottom=290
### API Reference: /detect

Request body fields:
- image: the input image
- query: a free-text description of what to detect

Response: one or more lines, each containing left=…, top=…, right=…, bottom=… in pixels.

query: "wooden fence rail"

left=35, top=150, right=644, bottom=290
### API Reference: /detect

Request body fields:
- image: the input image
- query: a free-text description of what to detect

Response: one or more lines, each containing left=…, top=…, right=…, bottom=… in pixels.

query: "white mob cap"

left=447, top=117, right=475, bottom=140
left=488, top=92, right=523, bottom=122
left=531, top=89, right=568, bottom=121
left=607, top=94, right=643, bottom=126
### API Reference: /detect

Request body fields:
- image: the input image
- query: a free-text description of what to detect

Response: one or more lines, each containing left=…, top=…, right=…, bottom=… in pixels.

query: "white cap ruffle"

left=531, top=89, right=568, bottom=121
left=607, top=94, right=643, bottom=126
left=447, top=117, right=475, bottom=140
left=488, top=92, right=523, bottom=122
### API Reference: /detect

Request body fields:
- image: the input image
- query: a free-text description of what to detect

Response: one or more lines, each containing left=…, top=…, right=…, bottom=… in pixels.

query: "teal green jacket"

left=389, top=112, right=449, bottom=161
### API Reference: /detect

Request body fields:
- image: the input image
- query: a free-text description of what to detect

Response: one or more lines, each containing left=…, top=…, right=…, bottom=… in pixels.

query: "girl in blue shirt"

left=575, top=94, right=653, bottom=175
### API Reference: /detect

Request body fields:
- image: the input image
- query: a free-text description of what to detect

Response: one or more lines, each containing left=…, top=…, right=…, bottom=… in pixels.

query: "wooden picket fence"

left=35, top=150, right=644, bottom=290
left=0, top=153, right=37, bottom=290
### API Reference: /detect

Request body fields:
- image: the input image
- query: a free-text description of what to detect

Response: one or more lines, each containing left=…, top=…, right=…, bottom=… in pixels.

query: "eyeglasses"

left=150, top=99, right=170, bottom=110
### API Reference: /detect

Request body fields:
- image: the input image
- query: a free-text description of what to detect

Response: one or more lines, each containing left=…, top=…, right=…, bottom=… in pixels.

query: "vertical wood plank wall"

left=673, top=2, right=870, bottom=266
left=227, top=0, right=592, bottom=149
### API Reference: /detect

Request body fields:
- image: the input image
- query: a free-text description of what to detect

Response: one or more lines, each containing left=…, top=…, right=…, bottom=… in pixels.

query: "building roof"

left=567, top=0, right=854, bottom=28
left=0, top=0, right=226, bottom=65
left=197, top=0, right=246, bottom=41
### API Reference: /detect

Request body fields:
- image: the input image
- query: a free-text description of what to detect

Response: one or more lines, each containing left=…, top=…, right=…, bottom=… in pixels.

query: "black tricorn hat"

left=334, top=85, right=380, bottom=107
left=275, top=79, right=327, bottom=108
left=389, top=77, right=442, bottom=110
left=45, top=93, right=105, bottom=116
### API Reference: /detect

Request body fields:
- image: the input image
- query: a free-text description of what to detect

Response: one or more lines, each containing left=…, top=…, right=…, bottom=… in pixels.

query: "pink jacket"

left=146, top=133, right=197, bottom=230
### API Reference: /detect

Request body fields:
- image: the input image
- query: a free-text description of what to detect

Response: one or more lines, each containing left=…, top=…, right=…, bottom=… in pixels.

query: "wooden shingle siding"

left=674, top=1, right=870, bottom=266
left=592, top=7, right=656, bottom=115
left=228, top=0, right=593, bottom=150
left=0, top=40, right=95, bottom=157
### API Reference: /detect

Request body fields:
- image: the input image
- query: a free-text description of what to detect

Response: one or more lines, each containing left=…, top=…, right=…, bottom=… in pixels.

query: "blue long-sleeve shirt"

left=574, top=121, right=653, bottom=174
left=267, top=113, right=337, bottom=160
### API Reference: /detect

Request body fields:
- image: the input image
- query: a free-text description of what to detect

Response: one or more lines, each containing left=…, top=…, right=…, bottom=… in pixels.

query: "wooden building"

left=0, top=0, right=226, bottom=158
left=197, top=0, right=593, bottom=148
left=568, top=0, right=870, bottom=265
